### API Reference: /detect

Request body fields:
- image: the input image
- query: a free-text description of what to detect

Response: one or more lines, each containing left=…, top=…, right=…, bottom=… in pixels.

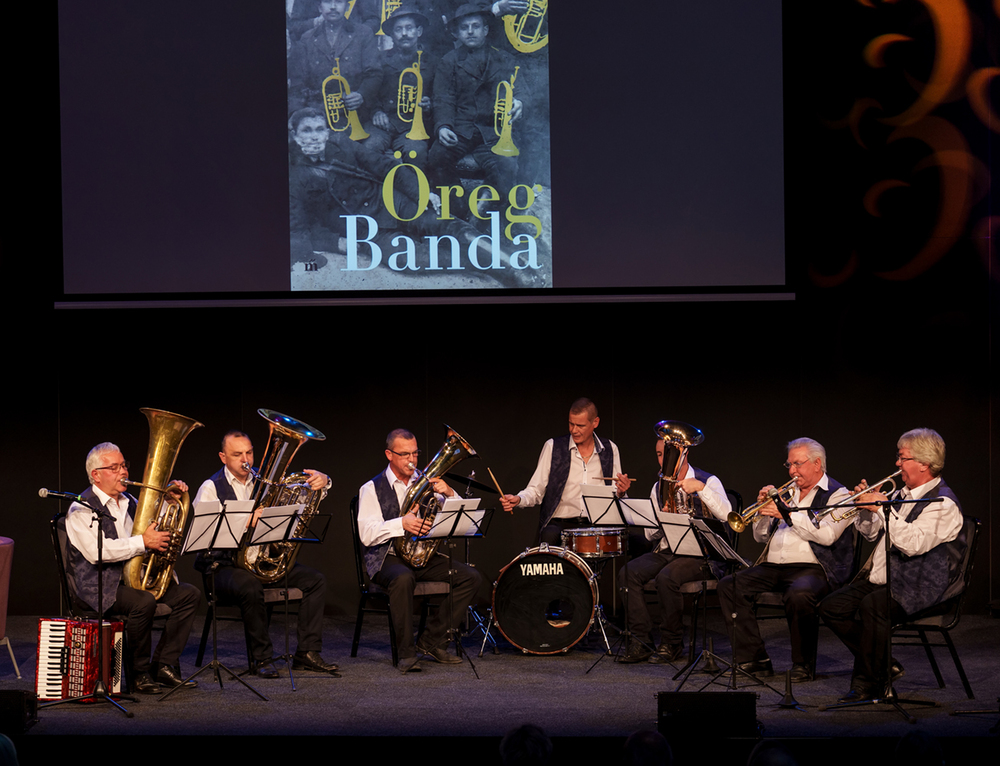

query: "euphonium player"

left=367, top=6, right=438, bottom=168
left=619, top=439, right=732, bottom=664
left=717, top=438, right=853, bottom=682
left=357, top=429, right=483, bottom=672
left=192, top=431, right=337, bottom=679
left=819, top=429, right=965, bottom=703
left=64, top=442, right=199, bottom=693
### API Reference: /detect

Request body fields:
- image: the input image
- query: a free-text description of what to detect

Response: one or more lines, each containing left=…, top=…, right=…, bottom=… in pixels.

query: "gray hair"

left=786, top=437, right=827, bottom=472
left=85, top=442, right=121, bottom=484
left=386, top=428, right=416, bottom=451
left=898, top=428, right=945, bottom=476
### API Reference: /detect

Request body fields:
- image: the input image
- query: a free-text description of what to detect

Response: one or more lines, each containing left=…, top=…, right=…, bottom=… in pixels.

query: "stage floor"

left=2, top=610, right=997, bottom=761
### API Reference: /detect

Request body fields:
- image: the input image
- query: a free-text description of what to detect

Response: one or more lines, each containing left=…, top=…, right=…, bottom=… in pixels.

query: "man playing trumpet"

left=819, top=429, right=965, bottom=703
left=717, top=438, right=853, bottom=682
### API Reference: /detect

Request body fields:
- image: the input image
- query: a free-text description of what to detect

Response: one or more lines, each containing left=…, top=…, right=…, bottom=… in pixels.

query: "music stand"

left=160, top=498, right=266, bottom=701
left=407, top=497, right=488, bottom=677
left=41, top=497, right=138, bottom=717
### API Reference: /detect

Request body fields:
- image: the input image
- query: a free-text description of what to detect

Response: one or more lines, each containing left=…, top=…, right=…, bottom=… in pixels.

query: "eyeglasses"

left=390, top=450, right=421, bottom=459
left=94, top=461, right=130, bottom=474
left=895, top=453, right=916, bottom=463
left=782, top=460, right=810, bottom=469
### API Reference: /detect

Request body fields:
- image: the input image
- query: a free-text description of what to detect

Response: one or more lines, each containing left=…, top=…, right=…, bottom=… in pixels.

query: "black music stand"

left=241, top=501, right=335, bottom=690
left=818, top=496, right=943, bottom=722
left=407, top=498, right=488, bottom=677
left=41, top=497, right=137, bottom=718
left=160, top=498, right=267, bottom=701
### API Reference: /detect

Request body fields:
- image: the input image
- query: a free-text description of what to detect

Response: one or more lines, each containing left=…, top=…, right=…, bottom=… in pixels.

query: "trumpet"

left=491, top=66, right=520, bottom=157
left=398, top=50, right=430, bottom=141
left=808, top=470, right=903, bottom=525
left=322, top=57, right=370, bottom=141
left=727, top=478, right=797, bottom=533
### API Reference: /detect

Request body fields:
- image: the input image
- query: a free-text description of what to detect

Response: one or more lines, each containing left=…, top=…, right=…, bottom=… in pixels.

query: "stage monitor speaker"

left=0, top=689, right=38, bottom=736
left=657, top=691, right=759, bottom=740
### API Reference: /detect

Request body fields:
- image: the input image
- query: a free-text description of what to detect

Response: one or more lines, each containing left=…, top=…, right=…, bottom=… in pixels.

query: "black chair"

left=891, top=516, right=981, bottom=699
left=349, top=496, right=448, bottom=666
left=194, top=570, right=303, bottom=669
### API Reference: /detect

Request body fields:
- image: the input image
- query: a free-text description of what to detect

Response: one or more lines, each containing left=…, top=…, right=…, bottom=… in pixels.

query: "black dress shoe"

left=620, top=643, right=653, bottom=664
left=837, top=687, right=873, bottom=704
left=292, top=651, right=341, bottom=674
left=133, top=672, right=162, bottom=694
left=251, top=662, right=279, bottom=679
left=789, top=663, right=814, bottom=682
left=416, top=642, right=462, bottom=665
left=399, top=656, right=422, bottom=673
left=737, top=659, right=774, bottom=677
left=890, top=659, right=905, bottom=681
left=156, top=665, right=198, bottom=689
left=648, top=643, right=684, bottom=664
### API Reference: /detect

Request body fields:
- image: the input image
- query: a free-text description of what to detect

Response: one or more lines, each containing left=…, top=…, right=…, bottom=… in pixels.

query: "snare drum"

left=492, top=547, right=598, bottom=654
left=560, top=526, right=627, bottom=559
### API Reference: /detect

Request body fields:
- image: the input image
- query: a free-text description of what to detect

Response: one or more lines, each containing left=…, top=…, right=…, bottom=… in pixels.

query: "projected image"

left=286, top=1, right=552, bottom=291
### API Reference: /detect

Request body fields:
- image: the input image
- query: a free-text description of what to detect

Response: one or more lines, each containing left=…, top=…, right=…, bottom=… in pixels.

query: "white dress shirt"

left=855, top=476, right=962, bottom=585
left=646, top=467, right=732, bottom=551
left=66, top=486, right=146, bottom=565
left=192, top=466, right=255, bottom=506
left=357, top=465, right=419, bottom=548
left=516, top=436, right=623, bottom=520
left=754, top=473, right=851, bottom=565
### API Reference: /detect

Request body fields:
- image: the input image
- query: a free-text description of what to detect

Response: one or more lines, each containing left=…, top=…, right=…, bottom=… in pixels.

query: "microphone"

left=38, top=488, right=83, bottom=502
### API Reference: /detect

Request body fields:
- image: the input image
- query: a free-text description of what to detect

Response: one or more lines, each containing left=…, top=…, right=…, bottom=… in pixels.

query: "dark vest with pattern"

left=886, top=479, right=964, bottom=615
left=194, top=467, right=242, bottom=573
left=361, top=471, right=403, bottom=578
left=65, top=486, right=136, bottom=615
left=764, top=477, right=854, bottom=588
left=539, top=434, right=615, bottom=529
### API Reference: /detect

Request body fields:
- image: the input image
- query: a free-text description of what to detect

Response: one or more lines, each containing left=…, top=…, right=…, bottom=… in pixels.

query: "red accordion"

left=35, top=618, right=124, bottom=701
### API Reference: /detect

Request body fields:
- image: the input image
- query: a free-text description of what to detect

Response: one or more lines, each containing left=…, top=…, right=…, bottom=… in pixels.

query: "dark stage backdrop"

left=1, top=1, right=995, bottom=618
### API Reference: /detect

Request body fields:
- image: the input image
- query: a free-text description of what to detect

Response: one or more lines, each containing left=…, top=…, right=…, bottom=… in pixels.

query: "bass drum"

left=492, top=547, right=598, bottom=654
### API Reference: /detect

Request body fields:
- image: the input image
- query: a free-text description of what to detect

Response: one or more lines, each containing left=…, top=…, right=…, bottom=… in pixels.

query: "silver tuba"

left=655, top=420, right=704, bottom=516
left=235, top=409, right=327, bottom=583
left=122, top=408, right=204, bottom=600
left=393, top=425, right=478, bottom=568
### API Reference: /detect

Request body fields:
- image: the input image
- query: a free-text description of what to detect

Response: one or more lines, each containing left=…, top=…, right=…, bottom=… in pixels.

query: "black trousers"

left=212, top=563, right=326, bottom=662
left=373, top=552, right=483, bottom=659
left=818, top=579, right=906, bottom=689
left=620, top=552, right=713, bottom=646
left=112, top=580, right=199, bottom=675
left=717, top=562, right=829, bottom=667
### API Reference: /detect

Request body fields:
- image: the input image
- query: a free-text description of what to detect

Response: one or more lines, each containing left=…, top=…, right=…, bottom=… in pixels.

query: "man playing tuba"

left=64, top=442, right=200, bottom=693
left=357, top=428, right=483, bottom=672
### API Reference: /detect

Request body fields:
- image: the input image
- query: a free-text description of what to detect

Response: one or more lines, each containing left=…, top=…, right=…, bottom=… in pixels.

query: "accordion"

left=35, top=618, right=124, bottom=701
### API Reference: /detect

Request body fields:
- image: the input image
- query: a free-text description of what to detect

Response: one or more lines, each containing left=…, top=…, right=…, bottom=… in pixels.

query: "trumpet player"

left=619, top=440, right=732, bottom=664
left=64, top=443, right=199, bottom=693
left=367, top=6, right=439, bottom=168
left=819, top=429, right=964, bottom=703
left=192, top=431, right=337, bottom=679
left=718, top=438, right=853, bottom=682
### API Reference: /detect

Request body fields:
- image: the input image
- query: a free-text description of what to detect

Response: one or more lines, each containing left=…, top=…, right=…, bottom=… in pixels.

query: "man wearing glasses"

left=717, top=437, right=854, bottom=682
left=357, top=428, right=483, bottom=671
left=192, top=430, right=338, bottom=678
left=819, top=428, right=964, bottom=703
left=64, top=442, right=200, bottom=693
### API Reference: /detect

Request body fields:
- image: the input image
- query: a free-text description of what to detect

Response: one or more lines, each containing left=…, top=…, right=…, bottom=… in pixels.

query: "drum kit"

left=485, top=526, right=627, bottom=655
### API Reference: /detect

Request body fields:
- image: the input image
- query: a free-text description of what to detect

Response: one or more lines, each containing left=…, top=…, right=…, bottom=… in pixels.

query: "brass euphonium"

left=655, top=420, right=705, bottom=516
left=491, top=66, right=520, bottom=157
left=235, top=409, right=327, bottom=583
left=122, top=408, right=204, bottom=600
left=503, top=0, right=548, bottom=53
left=394, top=425, right=478, bottom=568
left=398, top=50, right=430, bottom=140
left=322, top=57, right=370, bottom=140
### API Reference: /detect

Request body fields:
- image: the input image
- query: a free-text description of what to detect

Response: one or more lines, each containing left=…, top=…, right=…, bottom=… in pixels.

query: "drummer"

left=618, top=439, right=732, bottom=664
left=500, top=398, right=632, bottom=546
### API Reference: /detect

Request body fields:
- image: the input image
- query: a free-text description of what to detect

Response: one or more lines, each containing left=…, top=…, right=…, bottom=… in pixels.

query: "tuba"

left=491, top=66, right=520, bottom=157
left=655, top=420, right=704, bottom=516
left=235, top=409, right=327, bottom=583
left=503, top=0, right=548, bottom=53
left=322, top=57, right=370, bottom=141
left=393, top=425, right=478, bottom=568
left=398, top=50, right=430, bottom=140
left=122, top=408, right=204, bottom=600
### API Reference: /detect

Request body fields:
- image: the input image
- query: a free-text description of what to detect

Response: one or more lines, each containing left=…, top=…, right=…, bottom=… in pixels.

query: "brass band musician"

left=717, top=438, right=853, bottom=682
left=64, top=442, right=200, bottom=693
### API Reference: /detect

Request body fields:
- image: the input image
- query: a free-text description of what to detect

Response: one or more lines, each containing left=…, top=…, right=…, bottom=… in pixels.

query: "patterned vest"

left=360, top=471, right=403, bottom=578
left=539, top=434, right=615, bottom=528
left=65, top=486, right=136, bottom=615
left=194, top=467, right=243, bottom=573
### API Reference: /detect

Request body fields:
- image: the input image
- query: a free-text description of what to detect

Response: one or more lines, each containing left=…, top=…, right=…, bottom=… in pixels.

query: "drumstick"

left=487, top=468, right=512, bottom=513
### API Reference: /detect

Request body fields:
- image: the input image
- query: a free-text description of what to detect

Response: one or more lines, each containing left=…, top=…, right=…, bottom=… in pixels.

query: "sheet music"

left=581, top=483, right=625, bottom=525
left=184, top=500, right=253, bottom=554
